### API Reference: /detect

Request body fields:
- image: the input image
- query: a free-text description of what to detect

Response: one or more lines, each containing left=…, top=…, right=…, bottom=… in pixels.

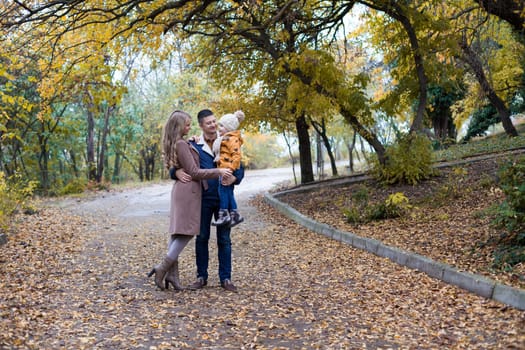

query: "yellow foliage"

left=446, top=1, right=525, bottom=131
left=0, top=172, right=38, bottom=229
left=385, top=192, right=411, bottom=209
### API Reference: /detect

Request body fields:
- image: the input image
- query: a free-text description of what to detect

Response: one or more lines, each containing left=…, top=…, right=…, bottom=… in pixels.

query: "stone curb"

left=263, top=192, right=525, bottom=311
left=0, top=233, right=7, bottom=246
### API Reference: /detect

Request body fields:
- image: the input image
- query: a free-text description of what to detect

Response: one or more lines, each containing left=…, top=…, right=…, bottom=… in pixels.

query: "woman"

left=148, top=110, right=231, bottom=290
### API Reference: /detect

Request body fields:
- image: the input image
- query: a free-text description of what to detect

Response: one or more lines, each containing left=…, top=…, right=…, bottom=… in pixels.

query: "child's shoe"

left=212, top=209, right=231, bottom=226
left=229, top=209, right=244, bottom=228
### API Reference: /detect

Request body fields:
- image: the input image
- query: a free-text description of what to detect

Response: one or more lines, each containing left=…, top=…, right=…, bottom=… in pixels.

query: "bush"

left=342, top=206, right=362, bottom=224
left=435, top=167, right=469, bottom=202
left=341, top=185, right=370, bottom=224
left=342, top=188, right=411, bottom=224
left=86, top=179, right=112, bottom=192
left=384, top=192, right=412, bottom=218
left=59, top=178, right=88, bottom=195
left=372, top=133, right=435, bottom=185
left=0, top=172, right=38, bottom=230
left=493, top=156, right=525, bottom=233
left=492, top=235, right=525, bottom=272
left=367, top=192, right=412, bottom=221
left=489, top=155, right=525, bottom=269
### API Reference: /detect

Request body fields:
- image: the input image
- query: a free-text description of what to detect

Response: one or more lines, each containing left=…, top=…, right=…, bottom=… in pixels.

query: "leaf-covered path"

left=1, top=170, right=524, bottom=349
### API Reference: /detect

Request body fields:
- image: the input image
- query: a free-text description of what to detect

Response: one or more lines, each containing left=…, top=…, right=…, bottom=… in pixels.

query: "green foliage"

left=365, top=192, right=412, bottom=221
left=351, top=186, right=369, bottom=203
left=59, top=178, right=87, bottom=195
left=431, top=137, right=457, bottom=151
left=487, top=155, right=525, bottom=269
left=478, top=173, right=497, bottom=190
left=463, top=104, right=500, bottom=141
left=342, top=206, right=362, bottom=224
left=493, top=156, right=525, bottom=233
left=3, top=0, right=525, bottom=194
left=435, top=167, right=469, bottom=202
left=426, top=85, right=463, bottom=142
left=492, top=240, right=525, bottom=272
left=286, top=50, right=340, bottom=118
left=0, top=172, right=38, bottom=229
left=509, top=71, right=525, bottom=114
left=342, top=187, right=411, bottom=224
left=341, top=185, right=370, bottom=224
left=372, top=133, right=434, bottom=185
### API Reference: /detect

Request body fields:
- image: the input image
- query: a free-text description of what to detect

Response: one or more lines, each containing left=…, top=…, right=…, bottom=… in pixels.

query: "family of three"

left=148, top=108, right=245, bottom=293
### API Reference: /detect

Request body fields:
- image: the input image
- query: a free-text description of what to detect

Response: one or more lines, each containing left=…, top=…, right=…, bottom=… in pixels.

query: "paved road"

left=45, top=162, right=523, bottom=349
left=71, top=166, right=297, bottom=218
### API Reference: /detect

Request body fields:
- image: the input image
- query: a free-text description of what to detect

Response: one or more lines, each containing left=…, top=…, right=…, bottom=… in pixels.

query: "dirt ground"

left=277, top=151, right=525, bottom=290
left=1, top=165, right=524, bottom=349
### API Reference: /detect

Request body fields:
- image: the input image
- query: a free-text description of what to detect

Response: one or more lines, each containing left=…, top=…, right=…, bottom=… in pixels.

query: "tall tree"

left=473, top=0, right=525, bottom=34
left=310, top=117, right=338, bottom=177
left=459, top=36, right=518, bottom=137
left=447, top=1, right=522, bottom=137
left=359, top=0, right=430, bottom=134
left=1, top=0, right=387, bottom=184
left=426, top=85, right=463, bottom=142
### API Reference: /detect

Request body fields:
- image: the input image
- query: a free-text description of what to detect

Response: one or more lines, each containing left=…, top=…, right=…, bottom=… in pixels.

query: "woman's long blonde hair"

left=162, top=110, right=191, bottom=170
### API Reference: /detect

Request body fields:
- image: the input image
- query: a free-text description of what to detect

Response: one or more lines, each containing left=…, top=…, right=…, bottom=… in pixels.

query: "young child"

left=212, top=110, right=245, bottom=227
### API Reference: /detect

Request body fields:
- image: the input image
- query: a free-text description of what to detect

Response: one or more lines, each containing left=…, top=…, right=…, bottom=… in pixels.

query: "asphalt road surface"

left=72, top=166, right=297, bottom=219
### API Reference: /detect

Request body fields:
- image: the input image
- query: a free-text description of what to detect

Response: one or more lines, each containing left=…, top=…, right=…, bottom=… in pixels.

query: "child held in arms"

left=212, top=110, right=245, bottom=228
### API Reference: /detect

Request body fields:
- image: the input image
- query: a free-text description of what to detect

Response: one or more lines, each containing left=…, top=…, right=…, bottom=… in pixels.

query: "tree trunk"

left=96, top=105, right=113, bottom=182
left=282, top=130, right=298, bottom=185
left=311, top=118, right=338, bottom=177
left=361, top=1, right=428, bottom=134
left=112, top=152, right=121, bottom=183
left=145, top=150, right=154, bottom=181
left=347, top=131, right=357, bottom=173
left=296, top=115, right=314, bottom=184
left=460, top=38, right=518, bottom=137
left=432, top=114, right=457, bottom=141
left=396, top=12, right=428, bottom=134
left=85, top=92, right=97, bottom=181
left=282, top=60, right=386, bottom=167
left=315, top=133, right=324, bottom=179
left=69, top=149, right=79, bottom=178
left=139, top=144, right=157, bottom=181
left=340, top=108, right=387, bottom=165
left=139, top=158, right=144, bottom=181
left=37, top=132, right=49, bottom=192
left=473, top=0, right=525, bottom=34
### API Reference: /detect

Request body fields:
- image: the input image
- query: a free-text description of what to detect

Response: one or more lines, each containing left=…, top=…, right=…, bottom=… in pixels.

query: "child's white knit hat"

left=219, top=110, right=245, bottom=132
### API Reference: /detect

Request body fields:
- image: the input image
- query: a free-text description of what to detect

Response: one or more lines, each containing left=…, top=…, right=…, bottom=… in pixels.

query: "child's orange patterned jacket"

left=213, top=130, right=243, bottom=171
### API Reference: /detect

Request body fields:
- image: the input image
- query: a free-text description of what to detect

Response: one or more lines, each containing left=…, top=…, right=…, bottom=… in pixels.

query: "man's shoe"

left=188, top=277, right=207, bottom=290
left=221, top=279, right=238, bottom=293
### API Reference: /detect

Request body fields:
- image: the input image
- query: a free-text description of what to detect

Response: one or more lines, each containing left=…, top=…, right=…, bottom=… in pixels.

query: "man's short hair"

left=197, top=109, right=214, bottom=124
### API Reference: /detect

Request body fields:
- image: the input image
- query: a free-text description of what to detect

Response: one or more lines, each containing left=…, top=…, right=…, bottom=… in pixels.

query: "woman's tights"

left=166, top=234, right=193, bottom=260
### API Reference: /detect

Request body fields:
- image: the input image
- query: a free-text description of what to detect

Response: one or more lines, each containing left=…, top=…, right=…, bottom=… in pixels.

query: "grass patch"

left=433, top=122, right=525, bottom=162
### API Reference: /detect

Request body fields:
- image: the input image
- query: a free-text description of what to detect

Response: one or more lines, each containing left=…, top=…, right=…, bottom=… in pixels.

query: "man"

left=176, top=109, right=244, bottom=292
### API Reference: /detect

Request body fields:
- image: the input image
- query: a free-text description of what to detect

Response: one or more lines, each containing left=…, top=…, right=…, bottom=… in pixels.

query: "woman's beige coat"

left=169, top=139, right=221, bottom=235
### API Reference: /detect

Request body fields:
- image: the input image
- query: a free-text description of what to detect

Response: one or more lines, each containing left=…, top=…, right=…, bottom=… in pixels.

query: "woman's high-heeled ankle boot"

left=148, top=256, right=175, bottom=290
left=165, top=260, right=185, bottom=290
